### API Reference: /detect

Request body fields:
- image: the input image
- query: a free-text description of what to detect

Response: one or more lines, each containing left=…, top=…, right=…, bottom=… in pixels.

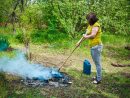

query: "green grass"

left=0, top=27, right=130, bottom=98
left=0, top=71, right=130, bottom=98
left=102, top=34, right=130, bottom=45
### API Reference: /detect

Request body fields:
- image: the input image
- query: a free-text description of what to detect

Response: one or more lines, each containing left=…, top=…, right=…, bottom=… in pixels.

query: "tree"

left=1, top=0, right=129, bottom=37
left=36, top=0, right=129, bottom=37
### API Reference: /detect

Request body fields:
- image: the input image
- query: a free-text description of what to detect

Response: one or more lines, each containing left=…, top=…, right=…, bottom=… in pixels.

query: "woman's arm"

left=83, top=27, right=99, bottom=39
left=76, top=27, right=99, bottom=46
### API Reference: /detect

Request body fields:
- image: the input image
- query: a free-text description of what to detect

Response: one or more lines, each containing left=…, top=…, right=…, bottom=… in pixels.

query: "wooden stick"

left=58, top=46, right=78, bottom=71
left=58, top=37, right=84, bottom=71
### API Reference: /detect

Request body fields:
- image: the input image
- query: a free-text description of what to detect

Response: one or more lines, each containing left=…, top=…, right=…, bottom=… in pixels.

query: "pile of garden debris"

left=21, top=72, right=72, bottom=87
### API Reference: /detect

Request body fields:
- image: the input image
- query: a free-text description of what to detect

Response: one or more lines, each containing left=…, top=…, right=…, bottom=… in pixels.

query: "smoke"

left=0, top=51, right=62, bottom=80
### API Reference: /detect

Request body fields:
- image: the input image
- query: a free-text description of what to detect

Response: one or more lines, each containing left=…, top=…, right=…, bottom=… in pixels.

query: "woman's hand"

left=83, top=34, right=88, bottom=39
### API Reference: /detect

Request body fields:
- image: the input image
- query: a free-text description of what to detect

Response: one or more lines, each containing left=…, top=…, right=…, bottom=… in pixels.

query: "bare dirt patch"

left=30, top=51, right=87, bottom=72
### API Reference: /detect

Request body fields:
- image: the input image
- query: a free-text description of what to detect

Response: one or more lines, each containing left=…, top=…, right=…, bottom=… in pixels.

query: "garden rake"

left=58, top=37, right=84, bottom=71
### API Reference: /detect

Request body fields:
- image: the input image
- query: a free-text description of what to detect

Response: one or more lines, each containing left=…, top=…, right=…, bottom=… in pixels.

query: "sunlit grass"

left=0, top=27, right=130, bottom=98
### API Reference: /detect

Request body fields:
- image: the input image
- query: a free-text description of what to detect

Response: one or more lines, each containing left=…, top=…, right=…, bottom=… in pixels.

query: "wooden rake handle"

left=58, top=37, right=84, bottom=71
left=58, top=45, right=78, bottom=71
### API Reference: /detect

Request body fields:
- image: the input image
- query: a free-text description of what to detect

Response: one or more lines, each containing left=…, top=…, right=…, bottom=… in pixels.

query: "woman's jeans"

left=91, top=45, right=103, bottom=81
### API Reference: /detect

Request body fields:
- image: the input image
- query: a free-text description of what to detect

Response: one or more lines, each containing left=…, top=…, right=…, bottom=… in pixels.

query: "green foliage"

left=23, top=0, right=129, bottom=37
left=31, top=30, right=46, bottom=43
left=0, top=0, right=13, bottom=22
left=0, top=0, right=130, bottom=37
left=49, top=0, right=87, bottom=38
left=92, top=0, right=129, bottom=35
left=37, top=0, right=87, bottom=38
left=0, top=0, right=129, bottom=44
left=20, top=4, right=44, bottom=29
left=31, top=29, right=69, bottom=43
left=14, top=30, right=24, bottom=43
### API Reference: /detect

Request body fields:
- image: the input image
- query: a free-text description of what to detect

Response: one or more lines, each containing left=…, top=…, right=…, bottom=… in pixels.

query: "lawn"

left=0, top=36, right=130, bottom=98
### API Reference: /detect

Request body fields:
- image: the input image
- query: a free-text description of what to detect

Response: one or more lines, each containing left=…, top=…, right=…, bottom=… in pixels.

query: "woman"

left=76, top=12, right=103, bottom=84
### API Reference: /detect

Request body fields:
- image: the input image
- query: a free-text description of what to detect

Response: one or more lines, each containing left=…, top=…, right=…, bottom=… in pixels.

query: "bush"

left=31, top=29, right=69, bottom=44
left=31, top=30, right=47, bottom=43
left=15, top=32, right=24, bottom=43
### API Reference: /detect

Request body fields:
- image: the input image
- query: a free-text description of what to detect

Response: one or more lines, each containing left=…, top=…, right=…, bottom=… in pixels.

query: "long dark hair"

left=86, top=12, right=98, bottom=25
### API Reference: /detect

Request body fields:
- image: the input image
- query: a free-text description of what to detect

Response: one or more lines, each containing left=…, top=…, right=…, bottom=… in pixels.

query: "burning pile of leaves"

left=0, top=51, right=72, bottom=88
left=21, top=72, right=72, bottom=87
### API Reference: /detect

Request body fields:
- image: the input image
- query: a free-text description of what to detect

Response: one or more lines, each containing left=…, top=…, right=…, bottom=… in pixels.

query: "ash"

left=21, top=72, right=72, bottom=87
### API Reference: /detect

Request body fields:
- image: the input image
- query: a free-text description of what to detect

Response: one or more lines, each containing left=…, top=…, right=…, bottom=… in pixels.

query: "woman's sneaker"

left=92, top=80, right=101, bottom=84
